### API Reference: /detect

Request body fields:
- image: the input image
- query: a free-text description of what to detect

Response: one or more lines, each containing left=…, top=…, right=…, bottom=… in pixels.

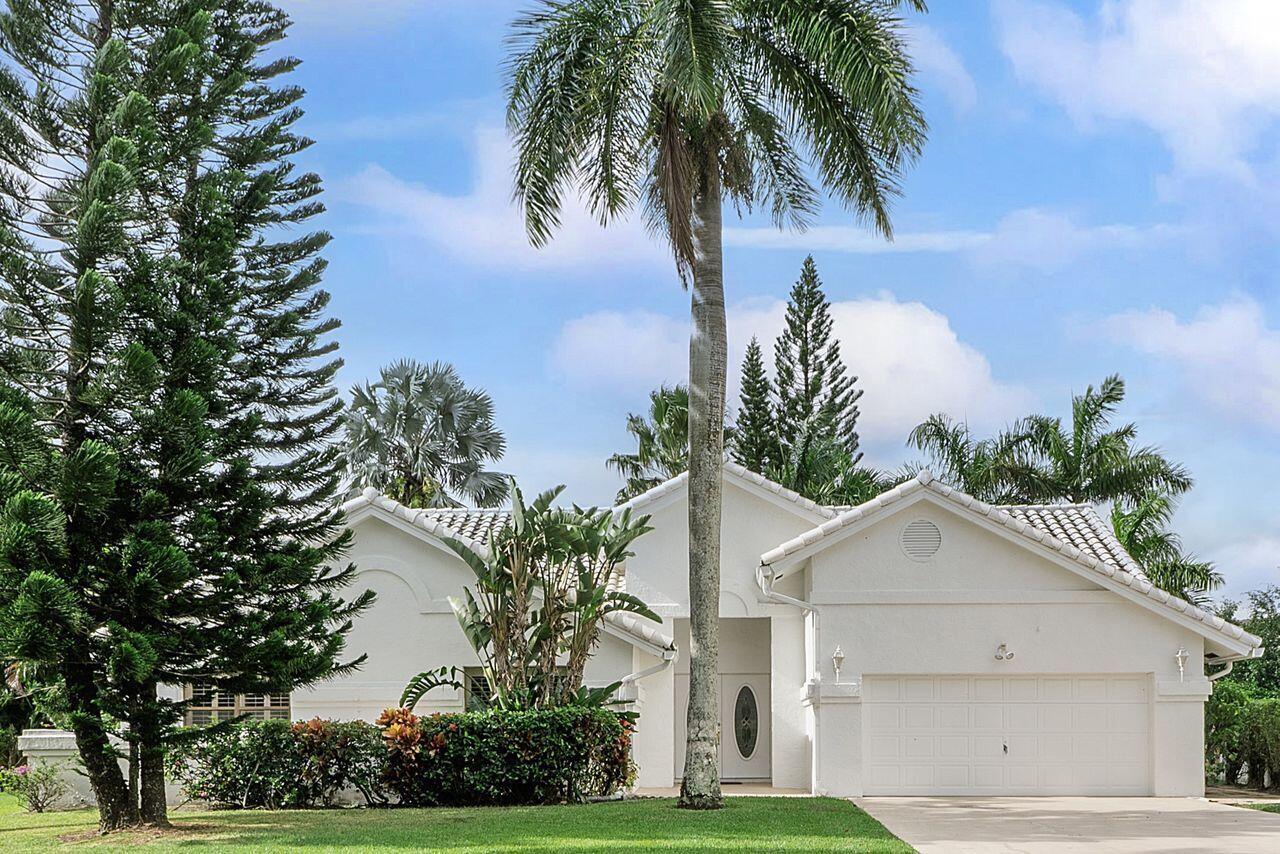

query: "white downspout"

left=620, top=655, right=675, bottom=688
left=1207, top=661, right=1234, bottom=682
left=757, top=564, right=822, bottom=793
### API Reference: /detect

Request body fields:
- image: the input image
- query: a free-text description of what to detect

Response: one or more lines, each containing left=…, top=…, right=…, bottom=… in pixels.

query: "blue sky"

left=278, top=1, right=1280, bottom=599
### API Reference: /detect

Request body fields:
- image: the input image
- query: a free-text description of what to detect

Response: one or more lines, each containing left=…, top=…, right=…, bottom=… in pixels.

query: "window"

left=185, top=683, right=291, bottom=725
left=464, top=669, right=491, bottom=712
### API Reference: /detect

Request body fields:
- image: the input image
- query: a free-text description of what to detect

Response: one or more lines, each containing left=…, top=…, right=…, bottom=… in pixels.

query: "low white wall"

left=17, top=730, right=187, bottom=810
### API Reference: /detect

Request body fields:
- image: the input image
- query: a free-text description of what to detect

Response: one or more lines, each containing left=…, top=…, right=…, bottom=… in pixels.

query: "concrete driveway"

left=854, top=796, right=1280, bottom=853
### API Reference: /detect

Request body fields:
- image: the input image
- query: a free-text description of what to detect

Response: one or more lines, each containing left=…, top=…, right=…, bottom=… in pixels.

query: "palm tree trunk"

left=679, top=159, right=725, bottom=810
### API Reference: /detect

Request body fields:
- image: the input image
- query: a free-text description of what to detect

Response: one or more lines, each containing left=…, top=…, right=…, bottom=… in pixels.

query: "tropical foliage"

left=907, top=414, right=1039, bottom=505
left=400, top=482, right=658, bottom=712
left=344, top=360, right=509, bottom=508
left=506, top=0, right=926, bottom=807
left=1111, top=492, right=1221, bottom=603
left=1015, top=375, right=1191, bottom=505
left=608, top=385, right=691, bottom=502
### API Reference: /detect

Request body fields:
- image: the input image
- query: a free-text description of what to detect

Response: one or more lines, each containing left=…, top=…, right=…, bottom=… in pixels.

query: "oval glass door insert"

left=734, top=685, right=759, bottom=759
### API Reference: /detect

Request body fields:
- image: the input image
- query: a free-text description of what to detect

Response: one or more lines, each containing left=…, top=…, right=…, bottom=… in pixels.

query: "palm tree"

left=608, top=385, right=691, bottom=502
left=506, top=1, right=925, bottom=807
left=1016, top=375, right=1191, bottom=505
left=907, top=414, right=1039, bottom=504
left=1111, top=492, right=1222, bottom=604
left=770, top=413, right=900, bottom=506
left=343, top=360, right=509, bottom=508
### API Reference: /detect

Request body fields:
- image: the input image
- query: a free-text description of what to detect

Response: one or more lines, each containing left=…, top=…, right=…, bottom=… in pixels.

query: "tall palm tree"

left=343, top=360, right=509, bottom=508
left=1111, top=492, right=1222, bottom=604
left=608, top=385, right=691, bottom=502
left=908, top=414, right=1039, bottom=504
left=506, top=0, right=925, bottom=807
left=1016, top=375, right=1191, bottom=505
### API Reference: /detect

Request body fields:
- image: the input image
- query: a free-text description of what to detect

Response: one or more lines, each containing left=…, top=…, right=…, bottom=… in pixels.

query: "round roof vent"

left=900, top=519, right=942, bottom=561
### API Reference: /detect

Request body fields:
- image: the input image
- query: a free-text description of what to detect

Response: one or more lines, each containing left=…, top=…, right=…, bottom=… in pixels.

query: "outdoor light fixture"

left=832, top=645, right=845, bottom=683
left=1176, top=647, right=1189, bottom=682
left=994, top=643, right=1014, bottom=661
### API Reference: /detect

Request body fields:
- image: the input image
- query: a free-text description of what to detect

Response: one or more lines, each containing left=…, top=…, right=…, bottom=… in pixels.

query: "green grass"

left=1244, top=802, right=1280, bottom=814
left=0, top=794, right=912, bottom=852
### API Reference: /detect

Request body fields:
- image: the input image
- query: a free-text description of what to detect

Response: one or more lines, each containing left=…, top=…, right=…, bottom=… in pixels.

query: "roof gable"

left=759, top=472, right=1262, bottom=660
left=342, top=489, right=675, bottom=658
left=613, top=460, right=836, bottom=523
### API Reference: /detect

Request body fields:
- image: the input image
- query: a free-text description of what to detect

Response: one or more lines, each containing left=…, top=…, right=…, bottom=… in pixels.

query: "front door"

left=674, top=674, right=772, bottom=782
left=721, top=675, right=771, bottom=780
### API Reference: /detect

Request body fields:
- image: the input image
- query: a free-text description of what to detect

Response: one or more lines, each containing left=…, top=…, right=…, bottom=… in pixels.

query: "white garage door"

left=863, top=675, right=1151, bottom=795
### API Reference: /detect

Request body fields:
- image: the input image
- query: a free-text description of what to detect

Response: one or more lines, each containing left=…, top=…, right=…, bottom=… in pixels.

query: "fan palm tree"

left=907, top=414, right=1039, bottom=504
left=1111, top=492, right=1222, bottom=604
left=1015, top=375, right=1191, bottom=505
left=506, top=0, right=926, bottom=807
left=608, top=385, right=691, bottom=502
left=343, top=360, right=509, bottom=508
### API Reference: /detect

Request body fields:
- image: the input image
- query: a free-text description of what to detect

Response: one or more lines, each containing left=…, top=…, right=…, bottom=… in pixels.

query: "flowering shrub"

left=0, top=762, right=68, bottom=812
left=169, top=718, right=386, bottom=809
left=378, top=705, right=633, bottom=806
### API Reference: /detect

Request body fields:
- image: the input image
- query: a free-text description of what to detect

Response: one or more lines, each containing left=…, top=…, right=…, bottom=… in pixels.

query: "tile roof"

left=1002, top=504, right=1147, bottom=580
left=759, top=472, right=1262, bottom=654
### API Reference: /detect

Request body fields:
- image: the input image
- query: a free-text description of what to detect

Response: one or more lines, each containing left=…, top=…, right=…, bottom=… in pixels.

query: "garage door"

left=863, top=675, right=1151, bottom=795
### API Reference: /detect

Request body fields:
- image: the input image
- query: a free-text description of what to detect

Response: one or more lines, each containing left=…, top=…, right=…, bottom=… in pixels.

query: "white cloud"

left=995, top=0, right=1280, bottom=178
left=1103, top=297, right=1280, bottom=431
left=909, top=24, right=978, bottom=113
left=1213, top=534, right=1280, bottom=598
left=549, top=294, right=1032, bottom=450
left=726, top=207, right=1177, bottom=273
left=341, top=127, right=665, bottom=271
left=723, top=225, right=989, bottom=254
left=968, top=208, right=1182, bottom=273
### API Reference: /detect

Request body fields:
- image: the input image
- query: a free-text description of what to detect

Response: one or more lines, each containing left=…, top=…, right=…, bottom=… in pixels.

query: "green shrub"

left=1206, top=681, right=1256, bottom=784
left=169, top=718, right=386, bottom=809
left=1240, top=698, right=1280, bottom=789
left=378, top=706, right=633, bottom=806
left=0, top=761, right=69, bottom=812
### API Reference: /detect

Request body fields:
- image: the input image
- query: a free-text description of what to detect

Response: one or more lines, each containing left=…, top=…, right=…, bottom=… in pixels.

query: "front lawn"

left=0, top=795, right=911, bottom=852
left=1244, top=803, right=1280, bottom=814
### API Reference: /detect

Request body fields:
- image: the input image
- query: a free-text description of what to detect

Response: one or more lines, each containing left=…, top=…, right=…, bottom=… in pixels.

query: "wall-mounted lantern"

left=1176, top=647, right=1189, bottom=682
left=832, top=645, right=845, bottom=683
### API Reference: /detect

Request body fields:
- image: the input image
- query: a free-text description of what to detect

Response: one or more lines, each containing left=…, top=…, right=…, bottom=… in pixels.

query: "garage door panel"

left=868, top=705, right=900, bottom=728
left=904, top=706, right=934, bottom=729
left=1110, top=705, right=1147, bottom=731
left=863, top=675, right=1152, bottom=795
left=973, top=706, right=1003, bottom=729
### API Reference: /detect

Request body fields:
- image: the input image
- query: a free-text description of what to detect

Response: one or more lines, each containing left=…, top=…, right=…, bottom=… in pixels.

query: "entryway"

left=673, top=617, right=772, bottom=782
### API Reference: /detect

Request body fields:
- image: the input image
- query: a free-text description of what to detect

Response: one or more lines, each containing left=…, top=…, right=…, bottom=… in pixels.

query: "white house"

left=284, top=462, right=1262, bottom=798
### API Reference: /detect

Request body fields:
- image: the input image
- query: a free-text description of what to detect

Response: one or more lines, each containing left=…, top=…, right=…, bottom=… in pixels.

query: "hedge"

left=1206, top=688, right=1280, bottom=789
left=169, top=718, right=387, bottom=809
left=379, top=706, right=633, bottom=806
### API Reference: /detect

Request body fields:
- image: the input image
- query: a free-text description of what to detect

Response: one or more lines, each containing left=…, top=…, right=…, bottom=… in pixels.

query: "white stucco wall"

left=293, top=514, right=637, bottom=721
left=624, top=475, right=823, bottom=619
left=800, top=496, right=1212, bottom=797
